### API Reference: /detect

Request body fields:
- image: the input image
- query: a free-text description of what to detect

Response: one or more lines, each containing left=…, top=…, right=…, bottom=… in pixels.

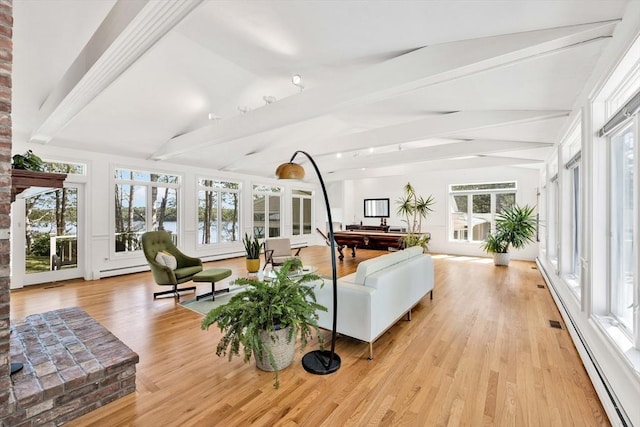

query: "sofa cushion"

left=354, top=249, right=409, bottom=285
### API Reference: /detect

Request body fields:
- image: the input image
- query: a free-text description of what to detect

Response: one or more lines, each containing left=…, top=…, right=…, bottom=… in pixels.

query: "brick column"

left=0, top=0, right=12, bottom=412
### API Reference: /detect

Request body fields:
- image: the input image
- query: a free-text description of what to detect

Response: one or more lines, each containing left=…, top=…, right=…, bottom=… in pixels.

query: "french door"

left=11, top=183, right=84, bottom=287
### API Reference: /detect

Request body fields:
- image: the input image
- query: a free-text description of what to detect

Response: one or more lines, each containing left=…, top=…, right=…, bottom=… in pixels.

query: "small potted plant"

left=242, top=233, right=261, bottom=273
left=481, top=204, right=536, bottom=266
left=201, top=259, right=326, bottom=388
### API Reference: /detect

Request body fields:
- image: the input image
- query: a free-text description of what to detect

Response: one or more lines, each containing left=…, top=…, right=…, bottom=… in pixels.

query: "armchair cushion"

left=155, top=251, right=177, bottom=270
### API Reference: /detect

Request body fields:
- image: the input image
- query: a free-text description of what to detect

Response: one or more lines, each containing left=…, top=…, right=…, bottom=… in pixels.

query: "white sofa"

left=314, top=246, right=434, bottom=359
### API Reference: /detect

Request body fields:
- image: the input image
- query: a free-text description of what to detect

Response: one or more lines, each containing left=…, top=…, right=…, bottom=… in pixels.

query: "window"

left=292, top=190, right=313, bottom=236
left=560, top=121, right=582, bottom=298
left=42, top=160, right=86, bottom=175
left=449, top=182, right=516, bottom=242
left=610, top=121, right=636, bottom=334
left=253, top=185, right=282, bottom=239
left=197, top=179, right=240, bottom=245
left=114, top=169, right=179, bottom=253
left=547, top=153, right=559, bottom=264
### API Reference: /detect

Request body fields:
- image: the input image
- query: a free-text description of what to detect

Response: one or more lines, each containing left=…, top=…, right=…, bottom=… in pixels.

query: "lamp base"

left=301, top=350, right=341, bottom=375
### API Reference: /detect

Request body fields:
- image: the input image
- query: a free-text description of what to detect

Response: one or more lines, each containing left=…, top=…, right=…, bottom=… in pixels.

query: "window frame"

left=112, top=167, right=181, bottom=255
left=252, top=184, right=283, bottom=239
left=291, top=189, right=313, bottom=237
left=196, top=178, right=241, bottom=246
left=448, top=181, right=517, bottom=243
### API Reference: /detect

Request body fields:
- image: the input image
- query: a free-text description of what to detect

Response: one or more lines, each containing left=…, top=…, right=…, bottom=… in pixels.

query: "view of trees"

left=198, top=180, right=239, bottom=244
left=114, top=170, right=178, bottom=252
left=25, top=186, right=78, bottom=273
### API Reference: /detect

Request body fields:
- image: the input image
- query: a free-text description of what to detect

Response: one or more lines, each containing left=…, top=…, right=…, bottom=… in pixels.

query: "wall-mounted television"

left=364, top=198, right=390, bottom=218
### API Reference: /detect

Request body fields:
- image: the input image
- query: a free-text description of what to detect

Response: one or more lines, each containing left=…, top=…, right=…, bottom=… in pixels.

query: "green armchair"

left=141, top=231, right=202, bottom=299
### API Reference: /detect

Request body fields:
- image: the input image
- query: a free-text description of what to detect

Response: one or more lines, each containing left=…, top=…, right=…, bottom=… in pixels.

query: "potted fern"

left=481, top=204, right=536, bottom=266
left=242, top=233, right=261, bottom=273
left=201, top=259, right=326, bottom=388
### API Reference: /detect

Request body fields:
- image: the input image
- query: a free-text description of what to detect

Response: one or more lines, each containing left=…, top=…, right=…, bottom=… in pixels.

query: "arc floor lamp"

left=275, top=150, right=341, bottom=375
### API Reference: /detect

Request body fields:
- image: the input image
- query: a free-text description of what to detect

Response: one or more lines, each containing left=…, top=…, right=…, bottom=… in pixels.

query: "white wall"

left=337, top=166, right=540, bottom=260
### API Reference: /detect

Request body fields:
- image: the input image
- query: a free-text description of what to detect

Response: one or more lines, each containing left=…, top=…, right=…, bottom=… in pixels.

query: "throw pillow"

left=155, top=251, right=177, bottom=270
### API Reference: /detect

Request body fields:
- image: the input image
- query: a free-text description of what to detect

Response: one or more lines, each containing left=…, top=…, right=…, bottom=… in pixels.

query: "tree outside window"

left=198, top=179, right=240, bottom=245
left=114, top=169, right=179, bottom=252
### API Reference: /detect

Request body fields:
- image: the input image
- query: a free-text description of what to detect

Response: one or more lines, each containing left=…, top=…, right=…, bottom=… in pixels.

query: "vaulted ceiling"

left=13, top=0, right=630, bottom=181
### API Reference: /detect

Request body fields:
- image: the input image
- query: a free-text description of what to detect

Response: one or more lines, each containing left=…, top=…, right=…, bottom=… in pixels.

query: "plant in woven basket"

left=201, top=259, right=327, bottom=388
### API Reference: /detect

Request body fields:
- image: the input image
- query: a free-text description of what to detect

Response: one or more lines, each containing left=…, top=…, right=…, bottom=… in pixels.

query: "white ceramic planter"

left=493, top=252, right=510, bottom=266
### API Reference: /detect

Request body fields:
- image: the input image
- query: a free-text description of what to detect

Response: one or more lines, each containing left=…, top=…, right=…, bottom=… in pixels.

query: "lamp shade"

left=275, top=162, right=305, bottom=180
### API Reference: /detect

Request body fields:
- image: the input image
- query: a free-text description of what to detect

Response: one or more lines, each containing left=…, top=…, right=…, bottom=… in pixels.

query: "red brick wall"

left=0, top=0, right=11, bottom=411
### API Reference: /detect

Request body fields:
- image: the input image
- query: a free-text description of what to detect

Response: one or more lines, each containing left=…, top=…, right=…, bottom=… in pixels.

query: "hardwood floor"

left=9, top=247, right=609, bottom=426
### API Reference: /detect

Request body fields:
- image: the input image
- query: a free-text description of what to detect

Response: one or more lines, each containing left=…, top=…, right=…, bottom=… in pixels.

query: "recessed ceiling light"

left=369, top=147, right=374, bottom=153
left=336, top=153, right=342, bottom=158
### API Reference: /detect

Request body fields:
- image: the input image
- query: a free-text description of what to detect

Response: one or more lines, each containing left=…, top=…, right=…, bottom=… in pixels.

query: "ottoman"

left=193, top=268, right=233, bottom=301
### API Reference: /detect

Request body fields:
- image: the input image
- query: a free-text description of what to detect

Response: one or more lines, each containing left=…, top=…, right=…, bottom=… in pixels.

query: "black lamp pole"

left=280, top=150, right=340, bottom=374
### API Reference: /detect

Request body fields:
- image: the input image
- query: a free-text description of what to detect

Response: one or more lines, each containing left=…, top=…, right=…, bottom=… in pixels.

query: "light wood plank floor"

left=9, top=247, right=609, bottom=426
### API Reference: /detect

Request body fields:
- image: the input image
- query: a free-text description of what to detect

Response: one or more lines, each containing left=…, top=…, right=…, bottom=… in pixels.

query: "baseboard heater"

left=536, top=258, right=630, bottom=426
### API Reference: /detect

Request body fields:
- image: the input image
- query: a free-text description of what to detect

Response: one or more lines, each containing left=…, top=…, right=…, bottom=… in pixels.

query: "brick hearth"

left=3, top=307, right=139, bottom=426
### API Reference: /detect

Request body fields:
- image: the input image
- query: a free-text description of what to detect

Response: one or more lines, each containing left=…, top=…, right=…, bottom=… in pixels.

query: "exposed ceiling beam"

left=151, top=20, right=616, bottom=160
left=220, top=110, right=567, bottom=170
left=30, top=0, right=204, bottom=144
left=317, top=139, right=552, bottom=170
left=323, top=156, right=543, bottom=182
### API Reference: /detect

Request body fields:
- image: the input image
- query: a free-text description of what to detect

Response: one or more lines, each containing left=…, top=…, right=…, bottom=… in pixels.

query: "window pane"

left=42, top=161, right=86, bottom=175
left=611, top=124, right=634, bottom=330
left=303, top=198, right=312, bottom=234
left=269, top=195, right=281, bottom=238
left=496, top=193, right=515, bottom=214
left=25, top=188, right=78, bottom=273
left=115, top=184, right=146, bottom=252
left=198, top=190, right=217, bottom=244
left=292, top=197, right=301, bottom=235
left=472, top=194, right=491, bottom=241
left=253, top=194, right=265, bottom=238
left=451, top=182, right=516, bottom=192
left=152, top=187, right=177, bottom=236
left=572, top=166, right=581, bottom=279
left=220, top=190, right=239, bottom=242
left=451, top=195, right=468, bottom=241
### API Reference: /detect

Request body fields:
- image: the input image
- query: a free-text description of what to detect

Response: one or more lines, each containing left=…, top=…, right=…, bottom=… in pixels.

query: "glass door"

left=21, top=183, right=83, bottom=285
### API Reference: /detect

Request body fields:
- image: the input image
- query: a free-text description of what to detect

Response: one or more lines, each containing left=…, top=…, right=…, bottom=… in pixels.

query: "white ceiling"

left=12, top=0, right=631, bottom=182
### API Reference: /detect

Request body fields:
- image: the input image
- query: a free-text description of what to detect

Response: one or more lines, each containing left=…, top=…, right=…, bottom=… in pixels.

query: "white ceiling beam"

left=30, top=0, right=204, bottom=144
left=317, top=140, right=552, bottom=170
left=323, top=156, right=542, bottom=182
left=220, top=110, right=566, bottom=170
left=151, top=20, right=616, bottom=160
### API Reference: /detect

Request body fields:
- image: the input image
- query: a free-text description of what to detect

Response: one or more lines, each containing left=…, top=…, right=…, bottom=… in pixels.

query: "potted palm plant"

left=481, top=204, right=537, bottom=266
left=396, top=182, right=435, bottom=251
left=201, top=259, right=326, bottom=388
left=242, top=232, right=261, bottom=273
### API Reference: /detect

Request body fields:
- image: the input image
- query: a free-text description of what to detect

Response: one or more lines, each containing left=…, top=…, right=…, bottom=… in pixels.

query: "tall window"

left=197, top=179, right=240, bottom=245
left=253, top=185, right=282, bottom=239
left=292, top=190, right=313, bottom=236
left=610, top=122, right=636, bottom=333
left=114, top=169, right=179, bottom=253
left=449, top=182, right=516, bottom=242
